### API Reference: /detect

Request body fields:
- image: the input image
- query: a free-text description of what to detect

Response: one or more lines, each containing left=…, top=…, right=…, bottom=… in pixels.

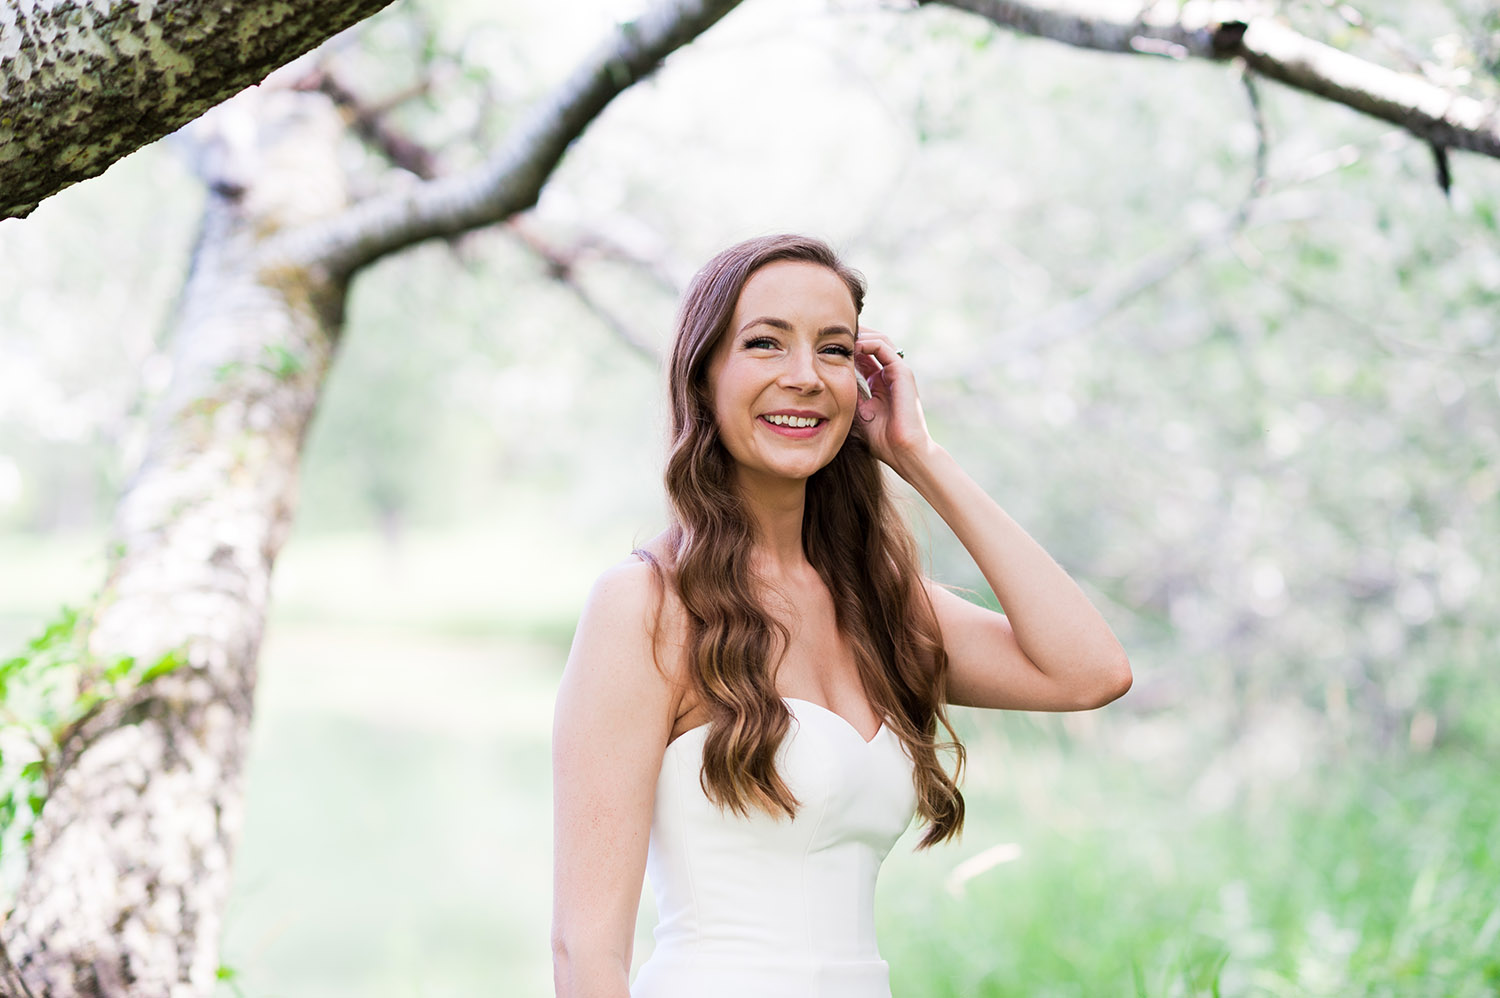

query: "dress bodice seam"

left=662, top=696, right=888, bottom=755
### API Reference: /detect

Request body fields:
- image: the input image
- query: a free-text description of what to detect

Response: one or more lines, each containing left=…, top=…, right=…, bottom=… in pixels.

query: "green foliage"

left=258, top=343, right=305, bottom=381
left=0, top=603, right=186, bottom=882
left=215, top=963, right=246, bottom=998
left=212, top=343, right=306, bottom=385
left=882, top=746, right=1500, bottom=998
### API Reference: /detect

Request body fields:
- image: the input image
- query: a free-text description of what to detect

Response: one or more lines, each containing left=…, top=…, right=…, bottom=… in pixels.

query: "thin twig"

left=1315, top=0, right=1429, bottom=77
left=1238, top=58, right=1271, bottom=219
left=506, top=220, right=662, bottom=363
left=297, top=68, right=442, bottom=179
left=0, top=936, right=40, bottom=998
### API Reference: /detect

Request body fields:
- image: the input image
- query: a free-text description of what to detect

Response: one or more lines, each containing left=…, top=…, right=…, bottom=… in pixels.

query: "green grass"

left=879, top=733, right=1500, bottom=998
left=3, top=529, right=1496, bottom=997
left=215, top=620, right=566, bottom=998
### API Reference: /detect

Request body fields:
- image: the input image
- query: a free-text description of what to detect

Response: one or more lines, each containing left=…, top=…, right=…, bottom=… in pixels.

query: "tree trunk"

left=0, top=1, right=743, bottom=992
left=2, top=86, right=351, bottom=998
left=0, top=0, right=398, bottom=220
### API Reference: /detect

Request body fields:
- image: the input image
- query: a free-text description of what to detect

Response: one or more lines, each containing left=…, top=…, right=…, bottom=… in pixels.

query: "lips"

left=758, top=414, right=826, bottom=438
left=761, top=412, right=825, bottom=428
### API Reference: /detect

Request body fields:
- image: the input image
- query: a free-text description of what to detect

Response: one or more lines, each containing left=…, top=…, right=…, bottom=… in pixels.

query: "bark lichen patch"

left=233, top=1, right=296, bottom=65
left=112, top=21, right=143, bottom=56
left=5, top=45, right=31, bottom=81
left=77, top=20, right=118, bottom=61
left=139, top=17, right=193, bottom=96
left=55, top=133, right=127, bottom=172
left=5, top=0, right=403, bottom=218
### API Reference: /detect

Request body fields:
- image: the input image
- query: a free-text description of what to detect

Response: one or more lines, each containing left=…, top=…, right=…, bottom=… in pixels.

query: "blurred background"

left=1, top=0, right=1497, bottom=994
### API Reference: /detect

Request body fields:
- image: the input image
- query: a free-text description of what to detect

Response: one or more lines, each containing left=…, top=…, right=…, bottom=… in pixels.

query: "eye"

left=821, top=344, right=854, bottom=358
left=744, top=336, right=779, bottom=350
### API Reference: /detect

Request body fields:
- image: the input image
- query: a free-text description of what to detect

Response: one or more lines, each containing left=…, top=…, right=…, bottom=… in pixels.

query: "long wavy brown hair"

left=637, top=234, right=965, bottom=847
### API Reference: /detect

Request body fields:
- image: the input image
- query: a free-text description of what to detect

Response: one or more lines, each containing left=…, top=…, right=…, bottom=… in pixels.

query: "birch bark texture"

left=0, top=0, right=745, bottom=994
left=2, top=84, right=352, bottom=998
left=0, top=0, right=400, bottom=220
left=4, top=0, right=1498, bottom=221
left=925, top=0, right=1500, bottom=162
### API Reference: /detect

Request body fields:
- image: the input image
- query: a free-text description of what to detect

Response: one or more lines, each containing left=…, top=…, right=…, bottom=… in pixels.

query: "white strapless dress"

left=631, top=697, right=918, bottom=998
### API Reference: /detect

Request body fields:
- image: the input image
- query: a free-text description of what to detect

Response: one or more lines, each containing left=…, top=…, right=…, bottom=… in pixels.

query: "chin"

left=782, top=458, right=838, bottom=480
left=741, top=456, right=834, bottom=484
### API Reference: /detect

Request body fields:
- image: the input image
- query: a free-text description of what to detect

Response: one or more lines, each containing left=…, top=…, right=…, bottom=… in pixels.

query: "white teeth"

left=764, top=414, right=821, bottom=428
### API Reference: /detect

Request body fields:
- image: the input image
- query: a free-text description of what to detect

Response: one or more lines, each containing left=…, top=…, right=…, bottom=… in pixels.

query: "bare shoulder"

left=560, top=546, right=692, bottom=727
left=593, top=541, right=690, bottom=649
left=581, top=555, right=662, bottom=631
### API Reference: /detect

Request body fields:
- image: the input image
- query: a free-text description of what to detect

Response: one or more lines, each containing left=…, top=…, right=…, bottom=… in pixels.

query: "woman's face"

left=705, top=260, right=861, bottom=489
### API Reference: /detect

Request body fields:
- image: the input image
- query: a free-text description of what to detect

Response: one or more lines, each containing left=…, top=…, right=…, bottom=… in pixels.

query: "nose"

left=777, top=344, right=822, bottom=394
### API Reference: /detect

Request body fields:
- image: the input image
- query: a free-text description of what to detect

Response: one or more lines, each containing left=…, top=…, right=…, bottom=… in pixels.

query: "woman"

left=552, top=234, right=1131, bottom=998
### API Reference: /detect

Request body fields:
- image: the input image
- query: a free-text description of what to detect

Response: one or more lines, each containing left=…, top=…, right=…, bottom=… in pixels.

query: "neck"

left=734, top=468, right=810, bottom=579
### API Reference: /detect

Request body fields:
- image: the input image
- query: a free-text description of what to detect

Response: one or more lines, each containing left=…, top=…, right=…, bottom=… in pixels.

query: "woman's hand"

left=859, top=330, right=1131, bottom=714
left=855, top=326, right=936, bottom=479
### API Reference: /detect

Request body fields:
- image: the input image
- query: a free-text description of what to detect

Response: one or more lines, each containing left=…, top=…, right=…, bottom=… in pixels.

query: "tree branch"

left=0, top=0, right=399, bottom=220
left=297, top=68, right=441, bottom=180
left=269, top=0, right=745, bottom=279
left=924, top=0, right=1500, bottom=163
left=507, top=219, right=663, bottom=363
left=947, top=138, right=1296, bottom=367
left=0, top=938, right=39, bottom=998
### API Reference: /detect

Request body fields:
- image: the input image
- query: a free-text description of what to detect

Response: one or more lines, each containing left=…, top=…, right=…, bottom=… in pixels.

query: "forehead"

left=732, top=260, right=857, bottom=327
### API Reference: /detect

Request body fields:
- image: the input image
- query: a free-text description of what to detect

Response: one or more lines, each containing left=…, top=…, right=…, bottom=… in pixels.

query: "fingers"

left=856, top=326, right=905, bottom=370
left=856, top=329, right=907, bottom=396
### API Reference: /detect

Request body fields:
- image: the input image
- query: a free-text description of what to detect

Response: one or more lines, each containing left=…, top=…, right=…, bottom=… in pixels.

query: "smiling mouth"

left=760, top=414, right=825, bottom=429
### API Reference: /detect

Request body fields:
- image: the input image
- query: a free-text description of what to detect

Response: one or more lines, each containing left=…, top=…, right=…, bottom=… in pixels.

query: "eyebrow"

left=739, top=316, right=855, bottom=338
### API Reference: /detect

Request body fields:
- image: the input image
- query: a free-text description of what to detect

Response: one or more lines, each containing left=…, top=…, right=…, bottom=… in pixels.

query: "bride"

left=551, top=234, right=1131, bottom=997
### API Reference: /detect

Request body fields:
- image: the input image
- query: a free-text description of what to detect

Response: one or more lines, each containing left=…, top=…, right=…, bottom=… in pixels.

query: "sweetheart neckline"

left=665, top=696, right=888, bottom=753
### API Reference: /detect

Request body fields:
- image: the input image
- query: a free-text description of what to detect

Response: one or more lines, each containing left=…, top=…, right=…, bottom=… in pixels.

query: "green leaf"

left=28, top=606, right=80, bottom=652
left=103, top=655, right=137, bottom=683
left=259, top=343, right=304, bottom=380
left=140, top=649, right=187, bottom=683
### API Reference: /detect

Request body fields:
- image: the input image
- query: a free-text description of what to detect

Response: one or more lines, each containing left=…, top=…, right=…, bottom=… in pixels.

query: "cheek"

left=710, top=367, right=743, bottom=414
left=830, top=367, right=860, bottom=410
left=708, top=368, right=752, bottom=436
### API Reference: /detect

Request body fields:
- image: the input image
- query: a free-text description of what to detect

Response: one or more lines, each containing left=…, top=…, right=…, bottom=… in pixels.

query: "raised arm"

left=855, top=329, right=1131, bottom=712
left=552, top=560, right=679, bottom=997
